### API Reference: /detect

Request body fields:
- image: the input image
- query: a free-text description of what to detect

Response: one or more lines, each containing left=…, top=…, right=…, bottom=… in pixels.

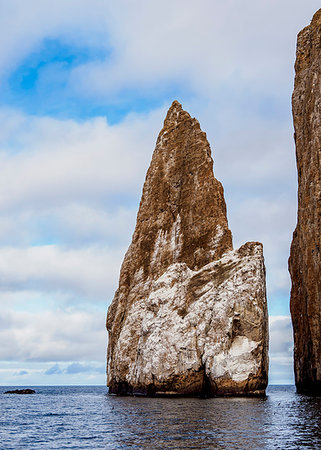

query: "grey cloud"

left=270, top=316, right=293, bottom=355
left=269, top=316, right=294, bottom=384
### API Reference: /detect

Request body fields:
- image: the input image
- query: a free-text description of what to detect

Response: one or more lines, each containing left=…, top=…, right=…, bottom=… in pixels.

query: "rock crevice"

left=107, top=101, right=268, bottom=397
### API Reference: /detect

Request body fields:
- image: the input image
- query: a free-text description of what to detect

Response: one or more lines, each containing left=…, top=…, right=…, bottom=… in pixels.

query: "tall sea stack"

left=107, top=101, right=268, bottom=396
left=289, top=9, right=321, bottom=395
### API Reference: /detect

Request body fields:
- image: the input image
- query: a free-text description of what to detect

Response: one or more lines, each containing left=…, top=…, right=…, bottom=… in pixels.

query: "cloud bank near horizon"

left=0, top=310, right=293, bottom=386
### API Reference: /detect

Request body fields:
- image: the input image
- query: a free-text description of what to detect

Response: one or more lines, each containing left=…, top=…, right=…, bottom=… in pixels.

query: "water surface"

left=1, top=385, right=320, bottom=448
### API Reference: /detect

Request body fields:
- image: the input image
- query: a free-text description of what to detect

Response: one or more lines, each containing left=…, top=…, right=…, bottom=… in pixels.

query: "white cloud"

left=68, top=1, right=320, bottom=100
left=0, top=0, right=111, bottom=78
left=0, top=205, right=137, bottom=248
left=227, top=194, right=296, bottom=303
left=0, top=1, right=317, bottom=101
left=270, top=315, right=293, bottom=355
left=269, top=315, right=294, bottom=384
left=0, top=108, right=164, bottom=213
left=0, top=245, right=123, bottom=299
left=39, top=204, right=137, bottom=247
left=0, top=308, right=107, bottom=363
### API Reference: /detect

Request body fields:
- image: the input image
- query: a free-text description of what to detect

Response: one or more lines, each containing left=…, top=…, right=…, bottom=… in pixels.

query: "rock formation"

left=4, top=389, right=36, bottom=394
left=106, top=101, right=268, bottom=397
left=289, top=9, right=321, bottom=396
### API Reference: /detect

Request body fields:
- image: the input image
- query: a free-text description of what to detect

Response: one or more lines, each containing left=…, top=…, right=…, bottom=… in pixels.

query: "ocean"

left=0, top=385, right=320, bottom=449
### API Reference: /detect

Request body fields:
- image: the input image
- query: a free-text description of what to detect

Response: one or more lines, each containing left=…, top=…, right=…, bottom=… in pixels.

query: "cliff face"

left=289, top=9, right=321, bottom=395
left=107, top=101, right=268, bottom=396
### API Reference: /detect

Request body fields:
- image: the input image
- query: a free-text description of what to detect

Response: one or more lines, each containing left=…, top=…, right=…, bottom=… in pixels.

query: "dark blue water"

left=0, top=385, right=320, bottom=449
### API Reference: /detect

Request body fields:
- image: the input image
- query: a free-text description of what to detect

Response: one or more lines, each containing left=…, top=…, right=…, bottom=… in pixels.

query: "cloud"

left=0, top=245, right=124, bottom=299
left=0, top=0, right=111, bottom=79
left=270, top=316, right=293, bottom=355
left=0, top=107, right=162, bottom=304
left=45, top=362, right=105, bottom=375
left=0, top=361, right=106, bottom=385
left=0, top=1, right=317, bottom=112
left=0, top=309, right=107, bottom=363
left=0, top=204, right=137, bottom=249
left=0, top=108, right=164, bottom=213
left=44, top=205, right=137, bottom=247
left=269, top=315, right=294, bottom=384
left=68, top=1, right=320, bottom=100
left=227, top=194, right=296, bottom=311
left=65, top=362, right=105, bottom=374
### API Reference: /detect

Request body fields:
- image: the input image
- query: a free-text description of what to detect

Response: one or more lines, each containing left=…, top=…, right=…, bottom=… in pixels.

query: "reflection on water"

left=264, top=387, right=321, bottom=449
left=109, top=396, right=265, bottom=448
left=0, top=385, right=320, bottom=449
left=107, top=386, right=321, bottom=449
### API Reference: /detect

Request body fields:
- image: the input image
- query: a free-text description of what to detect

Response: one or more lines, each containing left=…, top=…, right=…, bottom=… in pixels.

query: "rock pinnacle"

left=289, top=9, right=321, bottom=396
left=106, top=101, right=268, bottom=397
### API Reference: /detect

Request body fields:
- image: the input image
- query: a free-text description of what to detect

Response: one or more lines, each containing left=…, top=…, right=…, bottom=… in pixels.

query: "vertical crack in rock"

left=289, top=9, right=321, bottom=396
left=106, top=100, right=269, bottom=397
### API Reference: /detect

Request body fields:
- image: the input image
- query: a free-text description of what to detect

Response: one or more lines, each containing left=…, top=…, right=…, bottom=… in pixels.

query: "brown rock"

left=289, top=9, right=321, bottom=395
left=106, top=101, right=268, bottom=397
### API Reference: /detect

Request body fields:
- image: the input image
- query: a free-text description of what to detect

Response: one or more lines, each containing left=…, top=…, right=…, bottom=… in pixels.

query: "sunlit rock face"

left=289, top=9, right=321, bottom=396
left=106, top=101, right=268, bottom=397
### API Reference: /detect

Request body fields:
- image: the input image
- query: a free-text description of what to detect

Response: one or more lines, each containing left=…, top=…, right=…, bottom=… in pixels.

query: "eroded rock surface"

left=107, top=101, right=268, bottom=396
left=289, top=9, right=321, bottom=396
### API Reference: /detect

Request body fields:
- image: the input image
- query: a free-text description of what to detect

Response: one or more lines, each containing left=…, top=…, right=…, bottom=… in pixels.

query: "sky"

left=0, top=0, right=319, bottom=386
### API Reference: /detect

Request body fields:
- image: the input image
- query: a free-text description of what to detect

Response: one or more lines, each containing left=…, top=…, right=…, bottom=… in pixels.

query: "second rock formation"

left=289, top=9, right=321, bottom=396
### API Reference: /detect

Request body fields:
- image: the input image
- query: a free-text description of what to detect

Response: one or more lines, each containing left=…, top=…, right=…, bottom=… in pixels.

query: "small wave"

left=79, top=436, right=97, bottom=440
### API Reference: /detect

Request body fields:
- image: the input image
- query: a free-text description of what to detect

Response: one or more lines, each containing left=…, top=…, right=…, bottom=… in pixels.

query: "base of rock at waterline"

left=296, top=381, right=321, bottom=397
left=108, top=380, right=267, bottom=398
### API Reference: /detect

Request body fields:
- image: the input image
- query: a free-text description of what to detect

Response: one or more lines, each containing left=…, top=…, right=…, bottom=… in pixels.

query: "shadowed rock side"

left=107, top=101, right=268, bottom=397
left=289, top=9, right=321, bottom=396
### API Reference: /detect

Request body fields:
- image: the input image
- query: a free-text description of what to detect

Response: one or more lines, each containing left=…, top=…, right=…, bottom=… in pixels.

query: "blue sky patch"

left=2, top=37, right=190, bottom=123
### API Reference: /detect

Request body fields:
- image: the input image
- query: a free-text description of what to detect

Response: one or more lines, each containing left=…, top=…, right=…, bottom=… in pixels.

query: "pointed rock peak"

left=311, top=7, right=321, bottom=24
left=132, top=101, right=233, bottom=277
left=163, top=100, right=193, bottom=129
left=296, top=8, right=321, bottom=71
left=170, top=99, right=182, bottom=110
